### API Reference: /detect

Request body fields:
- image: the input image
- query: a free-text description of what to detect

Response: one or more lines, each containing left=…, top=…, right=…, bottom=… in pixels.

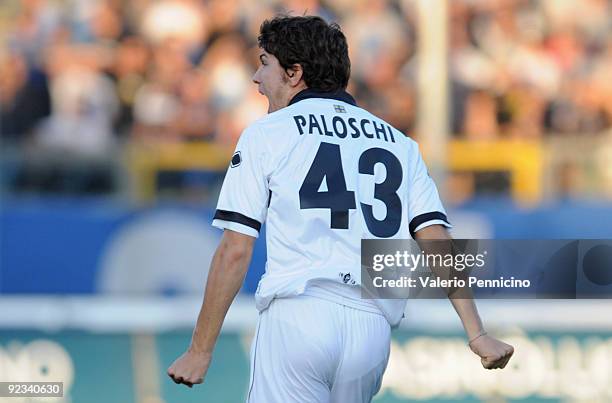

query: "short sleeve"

left=212, top=126, right=269, bottom=238
left=407, top=147, right=452, bottom=238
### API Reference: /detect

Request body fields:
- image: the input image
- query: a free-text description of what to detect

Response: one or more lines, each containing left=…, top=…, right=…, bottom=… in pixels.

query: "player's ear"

left=286, top=64, right=304, bottom=87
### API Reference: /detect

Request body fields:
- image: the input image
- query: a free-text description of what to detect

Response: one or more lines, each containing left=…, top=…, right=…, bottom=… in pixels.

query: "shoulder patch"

left=230, top=151, right=242, bottom=168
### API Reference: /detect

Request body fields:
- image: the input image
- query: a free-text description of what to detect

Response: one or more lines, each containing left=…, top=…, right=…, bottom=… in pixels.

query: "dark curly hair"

left=258, top=15, right=351, bottom=92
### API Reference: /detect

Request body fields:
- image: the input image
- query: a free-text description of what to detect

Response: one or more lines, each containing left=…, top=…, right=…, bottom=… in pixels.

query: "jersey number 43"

left=299, top=142, right=402, bottom=237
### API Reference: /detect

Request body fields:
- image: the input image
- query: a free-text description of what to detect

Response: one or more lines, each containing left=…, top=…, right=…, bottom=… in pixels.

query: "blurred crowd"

left=2, top=0, right=416, bottom=156
left=450, top=0, right=612, bottom=139
left=0, top=0, right=611, bottom=196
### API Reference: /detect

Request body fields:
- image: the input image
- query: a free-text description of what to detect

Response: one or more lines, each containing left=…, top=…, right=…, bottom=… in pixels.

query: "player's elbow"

left=216, top=230, right=255, bottom=270
left=219, top=244, right=251, bottom=267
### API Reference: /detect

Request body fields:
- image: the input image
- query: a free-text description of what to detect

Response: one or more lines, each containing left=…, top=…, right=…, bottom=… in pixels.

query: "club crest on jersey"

left=230, top=151, right=242, bottom=168
left=340, top=272, right=355, bottom=285
left=333, top=104, right=346, bottom=113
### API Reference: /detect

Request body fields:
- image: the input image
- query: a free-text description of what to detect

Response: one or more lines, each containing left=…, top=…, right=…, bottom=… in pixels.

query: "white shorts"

left=246, top=295, right=391, bottom=403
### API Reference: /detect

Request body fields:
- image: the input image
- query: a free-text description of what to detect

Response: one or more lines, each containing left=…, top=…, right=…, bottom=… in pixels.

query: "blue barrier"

left=2, top=198, right=611, bottom=294
left=0, top=199, right=266, bottom=294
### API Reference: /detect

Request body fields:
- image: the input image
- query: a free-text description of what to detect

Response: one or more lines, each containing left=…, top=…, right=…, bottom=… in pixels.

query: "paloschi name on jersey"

left=293, top=114, right=396, bottom=143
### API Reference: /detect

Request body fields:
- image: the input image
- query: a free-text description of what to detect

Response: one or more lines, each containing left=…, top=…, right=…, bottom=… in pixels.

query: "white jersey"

left=212, top=89, right=451, bottom=326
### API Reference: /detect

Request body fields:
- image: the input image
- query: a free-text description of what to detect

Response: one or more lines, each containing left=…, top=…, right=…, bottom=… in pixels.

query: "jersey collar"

left=288, top=88, right=357, bottom=107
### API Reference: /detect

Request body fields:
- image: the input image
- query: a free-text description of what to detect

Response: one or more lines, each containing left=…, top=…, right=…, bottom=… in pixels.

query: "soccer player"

left=167, top=15, right=514, bottom=402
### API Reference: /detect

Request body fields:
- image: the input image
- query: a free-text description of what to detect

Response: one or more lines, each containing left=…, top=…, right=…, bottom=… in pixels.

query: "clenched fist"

left=167, top=349, right=212, bottom=388
left=469, top=334, right=514, bottom=369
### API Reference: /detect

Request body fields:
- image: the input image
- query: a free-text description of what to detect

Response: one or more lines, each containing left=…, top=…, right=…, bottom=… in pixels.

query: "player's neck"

left=271, top=84, right=309, bottom=113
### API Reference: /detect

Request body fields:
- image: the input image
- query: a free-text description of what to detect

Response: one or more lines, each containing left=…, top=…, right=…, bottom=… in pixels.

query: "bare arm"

left=415, top=225, right=484, bottom=340
left=416, top=225, right=514, bottom=369
left=167, top=229, right=255, bottom=387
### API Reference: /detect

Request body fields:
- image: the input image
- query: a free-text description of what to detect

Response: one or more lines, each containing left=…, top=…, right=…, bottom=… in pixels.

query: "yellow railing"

left=446, top=139, right=543, bottom=204
left=126, top=141, right=234, bottom=201
left=127, top=139, right=543, bottom=203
